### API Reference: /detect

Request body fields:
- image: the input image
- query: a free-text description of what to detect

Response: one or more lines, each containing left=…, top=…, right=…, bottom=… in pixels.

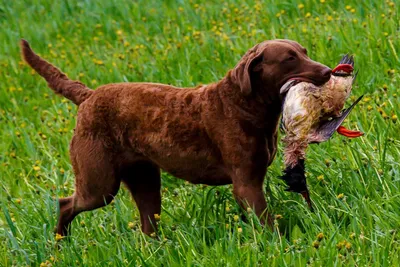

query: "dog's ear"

left=231, top=46, right=264, bottom=96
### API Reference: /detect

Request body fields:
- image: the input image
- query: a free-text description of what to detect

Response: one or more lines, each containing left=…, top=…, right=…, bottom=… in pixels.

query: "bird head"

left=331, top=54, right=355, bottom=77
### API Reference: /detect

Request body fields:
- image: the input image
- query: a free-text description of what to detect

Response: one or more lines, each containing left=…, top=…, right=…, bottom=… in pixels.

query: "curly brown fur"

left=21, top=39, right=330, bottom=236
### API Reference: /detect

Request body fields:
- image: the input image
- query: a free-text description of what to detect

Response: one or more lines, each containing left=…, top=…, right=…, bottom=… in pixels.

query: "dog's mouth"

left=279, top=77, right=316, bottom=95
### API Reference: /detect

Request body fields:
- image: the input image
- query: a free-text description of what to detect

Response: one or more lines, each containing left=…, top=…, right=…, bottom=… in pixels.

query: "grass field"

left=1, top=0, right=399, bottom=266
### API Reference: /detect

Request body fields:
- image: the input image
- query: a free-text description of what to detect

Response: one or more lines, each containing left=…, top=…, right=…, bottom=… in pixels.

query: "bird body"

left=281, top=55, right=361, bottom=167
left=279, top=55, right=363, bottom=209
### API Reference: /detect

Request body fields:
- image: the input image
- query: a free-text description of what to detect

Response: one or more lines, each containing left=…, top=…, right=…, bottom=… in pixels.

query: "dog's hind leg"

left=56, top=136, right=121, bottom=236
left=121, top=161, right=161, bottom=235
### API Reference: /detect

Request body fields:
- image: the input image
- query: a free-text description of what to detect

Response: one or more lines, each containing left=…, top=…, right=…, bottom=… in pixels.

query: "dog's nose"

left=321, top=67, right=332, bottom=79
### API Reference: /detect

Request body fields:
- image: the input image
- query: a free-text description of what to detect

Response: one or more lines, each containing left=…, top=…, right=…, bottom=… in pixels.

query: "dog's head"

left=231, top=39, right=331, bottom=97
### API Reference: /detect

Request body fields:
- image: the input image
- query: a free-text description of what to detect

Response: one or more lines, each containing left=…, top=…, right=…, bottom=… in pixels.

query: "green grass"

left=1, top=0, right=399, bottom=266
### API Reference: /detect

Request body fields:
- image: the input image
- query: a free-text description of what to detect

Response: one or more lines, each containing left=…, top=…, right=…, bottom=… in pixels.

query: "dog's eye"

left=285, top=56, right=296, bottom=62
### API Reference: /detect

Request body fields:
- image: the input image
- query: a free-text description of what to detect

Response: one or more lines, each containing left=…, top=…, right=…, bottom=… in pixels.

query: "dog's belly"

left=148, top=152, right=232, bottom=185
left=128, top=139, right=231, bottom=185
left=162, top=162, right=232, bottom=185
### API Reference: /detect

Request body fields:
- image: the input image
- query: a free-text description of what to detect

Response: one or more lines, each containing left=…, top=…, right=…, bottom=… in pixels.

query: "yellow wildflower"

left=317, top=232, right=324, bottom=240
left=55, top=233, right=64, bottom=241
left=336, top=240, right=345, bottom=249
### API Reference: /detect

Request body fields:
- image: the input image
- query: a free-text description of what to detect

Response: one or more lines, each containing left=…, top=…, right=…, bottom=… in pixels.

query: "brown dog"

left=20, top=39, right=331, bottom=236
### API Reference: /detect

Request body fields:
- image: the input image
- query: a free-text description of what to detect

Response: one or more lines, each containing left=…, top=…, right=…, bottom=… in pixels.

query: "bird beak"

left=313, top=95, right=364, bottom=142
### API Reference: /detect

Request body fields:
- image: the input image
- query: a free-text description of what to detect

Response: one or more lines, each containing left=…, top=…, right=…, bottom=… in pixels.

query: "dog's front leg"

left=231, top=169, right=273, bottom=227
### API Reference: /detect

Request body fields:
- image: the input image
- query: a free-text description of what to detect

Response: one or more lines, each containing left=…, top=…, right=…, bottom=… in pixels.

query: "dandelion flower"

left=55, top=233, right=64, bottom=241
left=317, top=232, right=324, bottom=240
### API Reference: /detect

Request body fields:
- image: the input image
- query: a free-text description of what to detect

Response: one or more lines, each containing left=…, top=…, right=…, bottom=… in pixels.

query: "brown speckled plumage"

left=282, top=56, right=356, bottom=168
left=279, top=55, right=361, bottom=209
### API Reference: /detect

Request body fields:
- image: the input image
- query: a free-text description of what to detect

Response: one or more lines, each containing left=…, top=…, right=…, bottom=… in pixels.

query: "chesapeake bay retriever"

left=20, top=39, right=331, bottom=236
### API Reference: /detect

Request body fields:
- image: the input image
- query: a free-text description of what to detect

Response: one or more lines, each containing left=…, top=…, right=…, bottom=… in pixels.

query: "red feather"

left=332, top=64, right=354, bottom=74
left=337, top=126, right=363, bottom=138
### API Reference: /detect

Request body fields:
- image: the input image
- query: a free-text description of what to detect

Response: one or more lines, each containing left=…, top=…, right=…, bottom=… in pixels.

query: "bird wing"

left=312, top=95, right=364, bottom=143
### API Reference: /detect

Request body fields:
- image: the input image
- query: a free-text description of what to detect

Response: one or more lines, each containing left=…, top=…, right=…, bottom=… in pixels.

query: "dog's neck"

left=209, top=72, right=282, bottom=130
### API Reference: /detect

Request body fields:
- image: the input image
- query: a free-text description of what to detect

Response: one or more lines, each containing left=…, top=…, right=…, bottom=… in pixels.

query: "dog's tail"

left=20, top=39, right=93, bottom=105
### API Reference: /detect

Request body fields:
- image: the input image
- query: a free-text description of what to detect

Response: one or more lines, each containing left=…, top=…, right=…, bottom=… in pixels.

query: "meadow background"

left=1, top=0, right=399, bottom=266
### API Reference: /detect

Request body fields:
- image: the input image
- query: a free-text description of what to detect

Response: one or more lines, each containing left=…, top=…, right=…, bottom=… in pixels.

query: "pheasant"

left=279, top=55, right=363, bottom=210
